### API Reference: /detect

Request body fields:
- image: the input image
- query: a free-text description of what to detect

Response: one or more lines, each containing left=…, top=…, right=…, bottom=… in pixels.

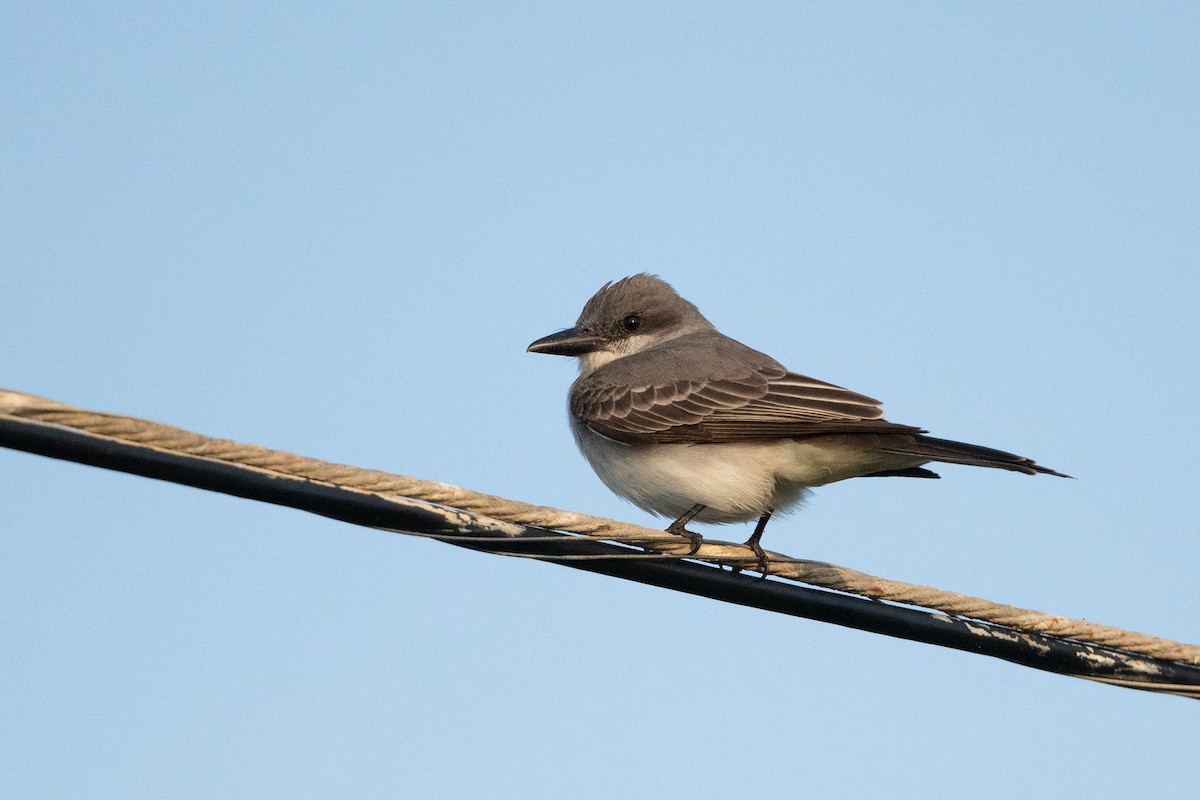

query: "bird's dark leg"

left=743, top=510, right=774, bottom=575
left=665, top=503, right=706, bottom=554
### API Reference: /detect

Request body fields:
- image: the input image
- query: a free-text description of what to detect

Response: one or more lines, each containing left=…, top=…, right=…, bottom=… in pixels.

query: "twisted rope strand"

left=3, top=388, right=1195, bottom=665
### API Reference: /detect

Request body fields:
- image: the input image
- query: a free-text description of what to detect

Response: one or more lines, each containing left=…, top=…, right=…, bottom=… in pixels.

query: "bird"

left=527, top=274, right=1068, bottom=570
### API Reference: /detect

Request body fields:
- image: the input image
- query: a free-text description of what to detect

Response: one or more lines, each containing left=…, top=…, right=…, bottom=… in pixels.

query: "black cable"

left=1, top=415, right=1196, bottom=698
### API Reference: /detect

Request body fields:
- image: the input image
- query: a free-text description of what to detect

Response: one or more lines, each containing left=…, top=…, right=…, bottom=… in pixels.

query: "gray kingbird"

left=528, top=274, right=1067, bottom=564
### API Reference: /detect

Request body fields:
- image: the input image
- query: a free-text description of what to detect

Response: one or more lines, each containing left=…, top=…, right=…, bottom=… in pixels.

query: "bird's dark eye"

left=622, top=314, right=641, bottom=332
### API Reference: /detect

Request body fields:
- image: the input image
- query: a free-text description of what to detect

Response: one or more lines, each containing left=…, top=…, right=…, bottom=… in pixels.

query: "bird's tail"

left=882, top=435, right=1072, bottom=478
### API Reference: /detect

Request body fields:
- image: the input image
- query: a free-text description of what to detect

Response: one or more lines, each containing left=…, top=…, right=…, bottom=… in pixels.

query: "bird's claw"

left=665, top=521, right=704, bottom=554
left=746, top=539, right=770, bottom=577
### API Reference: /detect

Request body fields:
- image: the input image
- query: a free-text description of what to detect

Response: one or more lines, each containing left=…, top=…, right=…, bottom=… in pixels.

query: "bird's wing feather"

left=571, top=336, right=923, bottom=444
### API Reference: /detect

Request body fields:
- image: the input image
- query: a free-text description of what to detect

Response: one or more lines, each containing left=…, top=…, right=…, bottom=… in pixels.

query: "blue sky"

left=3, top=3, right=1198, bottom=798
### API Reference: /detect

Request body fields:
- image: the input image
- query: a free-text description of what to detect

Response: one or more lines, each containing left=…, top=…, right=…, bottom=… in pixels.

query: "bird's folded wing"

left=572, top=365, right=923, bottom=444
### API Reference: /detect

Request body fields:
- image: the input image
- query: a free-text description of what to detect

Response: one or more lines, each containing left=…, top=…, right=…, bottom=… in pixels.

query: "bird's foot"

left=664, top=504, right=706, bottom=555
left=665, top=518, right=704, bottom=554
left=743, top=537, right=770, bottom=578
left=742, top=510, right=773, bottom=577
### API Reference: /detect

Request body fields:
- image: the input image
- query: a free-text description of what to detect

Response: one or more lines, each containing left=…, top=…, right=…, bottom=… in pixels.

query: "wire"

left=2, top=387, right=1198, bottom=696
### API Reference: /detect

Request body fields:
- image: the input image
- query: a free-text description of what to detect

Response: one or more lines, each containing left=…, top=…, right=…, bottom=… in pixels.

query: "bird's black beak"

left=527, top=327, right=603, bottom=356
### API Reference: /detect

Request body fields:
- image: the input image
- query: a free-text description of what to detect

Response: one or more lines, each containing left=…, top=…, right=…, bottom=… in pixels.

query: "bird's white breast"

left=570, top=420, right=805, bottom=523
left=571, top=419, right=923, bottom=524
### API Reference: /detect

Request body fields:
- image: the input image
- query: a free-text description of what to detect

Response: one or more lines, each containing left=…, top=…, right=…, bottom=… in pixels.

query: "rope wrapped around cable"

left=1, top=388, right=1197, bottom=697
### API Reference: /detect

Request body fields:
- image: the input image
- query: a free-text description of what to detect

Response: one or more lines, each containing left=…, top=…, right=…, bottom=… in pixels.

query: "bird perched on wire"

left=528, top=274, right=1068, bottom=571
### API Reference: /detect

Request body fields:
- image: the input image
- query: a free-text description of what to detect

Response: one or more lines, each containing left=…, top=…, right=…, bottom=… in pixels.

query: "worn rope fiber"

left=2, top=388, right=1196, bottom=666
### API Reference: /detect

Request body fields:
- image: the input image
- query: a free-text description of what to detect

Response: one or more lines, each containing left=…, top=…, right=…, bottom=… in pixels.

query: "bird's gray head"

left=527, top=274, right=713, bottom=373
